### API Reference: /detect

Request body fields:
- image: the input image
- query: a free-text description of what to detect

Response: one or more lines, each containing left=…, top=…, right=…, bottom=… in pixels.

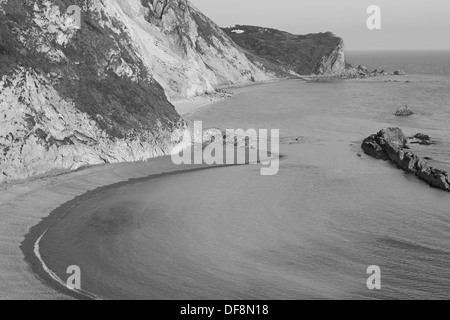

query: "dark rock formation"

left=361, top=128, right=407, bottom=160
left=362, top=128, right=450, bottom=192
left=395, top=105, right=414, bottom=116
left=409, top=133, right=435, bottom=145
left=414, top=133, right=431, bottom=141
left=394, top=70, right=406, bottom=75
left=358, top=65, right=368, bottom=73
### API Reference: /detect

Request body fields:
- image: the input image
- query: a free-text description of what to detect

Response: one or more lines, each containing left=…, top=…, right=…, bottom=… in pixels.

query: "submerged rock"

left=395, top=105, right=414, bottom=116
left=414, top=133, right=431, bottom=141
left=362, top=127, right=450, bottom=192
left=409, top=133, right=435, bottom=145
left=202, top=128, right=252, bottom=148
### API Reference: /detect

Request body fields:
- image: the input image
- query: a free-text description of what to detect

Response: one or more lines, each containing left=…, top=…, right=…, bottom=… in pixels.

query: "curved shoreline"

left=33, top=229, right=101, bottom=300
left=20, top=161, right=241, bottom=300
left=0, top=153, right=220, bottom=299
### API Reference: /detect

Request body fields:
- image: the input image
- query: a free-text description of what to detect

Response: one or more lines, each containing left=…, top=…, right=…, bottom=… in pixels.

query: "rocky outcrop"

left=318, top=39, right=345, bottom=75
left=409, top=133, right=435, bottom=145
left=395, top=105, right=414, bottom=116
left=362, top=128, right=450, bottom=192
left=335, top=65, right=390, bottom=79
left=202, top=128, right=254, bottom=148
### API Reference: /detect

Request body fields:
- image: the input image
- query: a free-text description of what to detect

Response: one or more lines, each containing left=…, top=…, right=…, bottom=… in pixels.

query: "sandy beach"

left=0, top=155, right=214, bottom=300
left=173, top=78, right=291, bottom=116
left=0, top=80, right=265, bottom=300
left=2, top=71, right=450, bottom=299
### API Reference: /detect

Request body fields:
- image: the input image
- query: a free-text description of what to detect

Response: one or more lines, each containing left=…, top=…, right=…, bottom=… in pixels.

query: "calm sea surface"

left=40, top=51, right=450, bottom=299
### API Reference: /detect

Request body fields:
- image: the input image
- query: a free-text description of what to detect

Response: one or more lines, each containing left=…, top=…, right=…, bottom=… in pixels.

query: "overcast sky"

left=190, top=0, right=450, bottom=50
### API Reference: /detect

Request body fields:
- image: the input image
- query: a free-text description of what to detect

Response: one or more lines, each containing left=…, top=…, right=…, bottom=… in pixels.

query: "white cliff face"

left=0, top=69, right=182, bottom=182
left=103, top=0, right=274, bottom=100
left=0, top=0, right=273, bottom=183
left=318, top=39, right=346, bottom=75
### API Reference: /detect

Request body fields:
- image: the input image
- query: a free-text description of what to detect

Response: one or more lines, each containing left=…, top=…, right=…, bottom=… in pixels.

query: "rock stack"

left=395, top=105, right=414, bottom=116
left=362, top=128, right=450, bottom=192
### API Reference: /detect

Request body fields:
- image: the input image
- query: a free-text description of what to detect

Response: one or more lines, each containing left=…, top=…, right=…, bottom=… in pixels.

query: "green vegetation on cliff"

left=223, top=25, right=343, bottom=75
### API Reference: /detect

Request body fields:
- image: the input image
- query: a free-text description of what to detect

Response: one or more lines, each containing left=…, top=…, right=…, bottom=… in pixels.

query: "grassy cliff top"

left=223, top=25, right=342, bottom=75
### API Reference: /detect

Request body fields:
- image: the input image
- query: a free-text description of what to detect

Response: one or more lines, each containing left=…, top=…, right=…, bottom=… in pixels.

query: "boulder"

left=395, top=105, right=414, bottom=116
left=361, top=127, right=407, bottom=160
left=358, top=65, right=368, bottom=73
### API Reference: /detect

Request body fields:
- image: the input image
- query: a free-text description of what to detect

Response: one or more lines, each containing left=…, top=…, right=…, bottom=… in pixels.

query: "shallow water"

left=40, top=54, right=450, bottom=299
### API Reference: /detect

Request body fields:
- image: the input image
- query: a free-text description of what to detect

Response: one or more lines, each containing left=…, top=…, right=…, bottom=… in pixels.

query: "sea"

left=38, top=50, right=450, bottom=299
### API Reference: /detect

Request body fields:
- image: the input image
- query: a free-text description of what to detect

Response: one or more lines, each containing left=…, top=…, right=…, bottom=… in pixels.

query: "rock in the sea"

left=202, top=128, right=252, bottom=148
left=410, top=133, right=434, bottom=145
left=362, top=127, right=450, bottom=192
left=361, top=127, right=407, bottom=160
left=394, top=70, right=406, bottom=75
left=358, top=65, right=368, bottom=73
left=395, top=105, right=414, bottom=116
left=414, top=133, right=431, bottom=141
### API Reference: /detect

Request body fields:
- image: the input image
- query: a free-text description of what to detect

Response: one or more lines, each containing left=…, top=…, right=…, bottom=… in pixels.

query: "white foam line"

left=34, top=229, right=102, bottom=300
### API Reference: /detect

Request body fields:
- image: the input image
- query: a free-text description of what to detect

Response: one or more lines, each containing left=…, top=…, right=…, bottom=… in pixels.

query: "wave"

left=34, top=229, right=101, bottom=300
left=378, top=237, right=449, bottom=256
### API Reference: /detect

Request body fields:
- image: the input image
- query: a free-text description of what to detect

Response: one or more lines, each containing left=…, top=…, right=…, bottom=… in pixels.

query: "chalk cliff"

left=317, top=39, right=346, bottom=75
left=0, top=0, right=275, bottom=182
left=0, top=0, right=349, bottom=183
left=121, top=0, right=275, bottom=100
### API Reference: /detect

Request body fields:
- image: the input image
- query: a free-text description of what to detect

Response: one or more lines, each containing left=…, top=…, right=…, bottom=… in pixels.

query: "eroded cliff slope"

left=113, top=0, right=275, bottom=100
left=0, top=0, right=187, bottom=182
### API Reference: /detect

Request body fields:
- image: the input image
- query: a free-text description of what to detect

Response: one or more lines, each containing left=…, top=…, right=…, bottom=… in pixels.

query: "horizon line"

left=346, top=48, right=450, bottom=52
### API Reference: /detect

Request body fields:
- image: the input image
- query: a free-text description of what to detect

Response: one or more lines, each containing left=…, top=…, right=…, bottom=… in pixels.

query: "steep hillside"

left=0, top=0, right=184, bottom=182
left=223, top=25, right=346, bottom=75
left=1, top=0, right=273, bottom=182
left=0, top=0, right=349, bottom=183
left=108, top=0, right=275, bottom=100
